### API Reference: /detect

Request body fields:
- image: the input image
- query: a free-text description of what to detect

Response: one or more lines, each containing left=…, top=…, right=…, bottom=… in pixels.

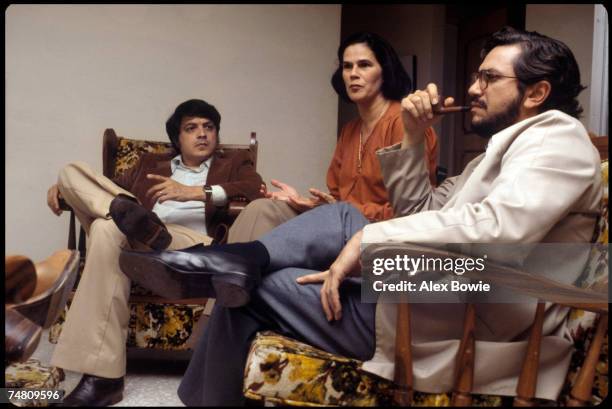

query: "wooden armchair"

left=49, top=128, right=259, bottom=353
left=242, top=155, right=608, bottom=406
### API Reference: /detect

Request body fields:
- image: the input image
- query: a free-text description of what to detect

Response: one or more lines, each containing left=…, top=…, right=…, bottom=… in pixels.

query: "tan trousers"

left=227, top=198, right=300, bottom=243
left=50, top=162, right=212, bottom=378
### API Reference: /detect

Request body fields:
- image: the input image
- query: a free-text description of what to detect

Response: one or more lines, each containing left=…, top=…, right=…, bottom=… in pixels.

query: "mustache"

left=469, top=98, right=487, bottom=109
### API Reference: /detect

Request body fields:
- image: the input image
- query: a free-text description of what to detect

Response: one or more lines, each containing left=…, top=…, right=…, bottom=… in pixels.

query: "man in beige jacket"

left=123, top=27, right=602, bottom=405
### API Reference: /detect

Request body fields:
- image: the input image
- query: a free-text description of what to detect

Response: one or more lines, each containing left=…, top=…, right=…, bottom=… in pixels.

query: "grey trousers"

left=177, top=202, right=374, bottom=406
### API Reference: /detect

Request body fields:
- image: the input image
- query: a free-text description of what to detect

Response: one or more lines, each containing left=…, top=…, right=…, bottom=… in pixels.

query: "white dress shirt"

left=152, top=155, right=227, bottom=236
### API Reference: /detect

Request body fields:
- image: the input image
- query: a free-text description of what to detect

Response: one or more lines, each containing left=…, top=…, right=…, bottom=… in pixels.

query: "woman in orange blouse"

left=227, top=32, right=438, bottom=242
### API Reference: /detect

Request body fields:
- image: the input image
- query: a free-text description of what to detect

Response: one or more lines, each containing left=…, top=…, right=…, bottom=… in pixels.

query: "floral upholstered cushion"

left=243, top=331, right=394, bottom=406
left=127, top=302, right=206, bottom=349
left=5, top=359, right=65, bottom=407
left=112, top=137, right=173, bottom=179
left=244, top=332, right=557, bottom=407
left=49, top=300, right=207, bottom=350
left=576, top=160, right=608, bottom=291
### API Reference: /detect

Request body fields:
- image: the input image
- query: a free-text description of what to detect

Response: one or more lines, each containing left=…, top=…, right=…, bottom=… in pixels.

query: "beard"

left=470, top=93, right=523, bottom=139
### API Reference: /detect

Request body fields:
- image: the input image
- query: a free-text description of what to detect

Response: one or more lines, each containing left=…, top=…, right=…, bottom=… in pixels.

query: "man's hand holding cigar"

left=400, top=83, right=468, bottom=148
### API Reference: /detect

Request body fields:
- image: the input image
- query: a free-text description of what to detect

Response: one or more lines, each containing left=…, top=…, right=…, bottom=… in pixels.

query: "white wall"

left=526, top=4, right=595, bottom=129
left=6, top=4, right=341, bottom=260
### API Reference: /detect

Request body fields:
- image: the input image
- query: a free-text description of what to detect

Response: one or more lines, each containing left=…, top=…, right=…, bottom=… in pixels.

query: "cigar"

left=433, top=105, right=471, bottom=114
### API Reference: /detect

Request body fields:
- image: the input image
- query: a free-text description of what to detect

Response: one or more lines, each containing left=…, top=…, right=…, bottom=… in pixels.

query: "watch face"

left=204, top=187, right=212, bottom=200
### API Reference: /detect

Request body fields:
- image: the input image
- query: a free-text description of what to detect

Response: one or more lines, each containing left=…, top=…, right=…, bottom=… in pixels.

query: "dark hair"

left=482, top=26, right=586, bottom=118
left=165, top=99, right=221, bottom=153
left=331, top=32, right=413, bottom=103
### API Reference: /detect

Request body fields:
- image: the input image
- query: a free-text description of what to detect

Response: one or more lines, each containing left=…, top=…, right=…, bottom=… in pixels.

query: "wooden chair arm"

left=5, top=255, right=37, bottom=304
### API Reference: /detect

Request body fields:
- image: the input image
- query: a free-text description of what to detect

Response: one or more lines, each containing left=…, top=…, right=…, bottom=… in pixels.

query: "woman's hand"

left=266, top=180, right=334, bottom=213
left=265, top=179, right=301, bottom=201
left=47, top=184, right=63, bottom=216
left=308, top=188, right=337, bottom=205
left=145, top=174, right=202, bottom=203
left=296, top=230, right=364, bottom=321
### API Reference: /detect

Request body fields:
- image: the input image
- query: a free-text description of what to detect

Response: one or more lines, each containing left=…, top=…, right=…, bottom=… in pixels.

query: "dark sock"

left=210, top=241, right=270, bottom=270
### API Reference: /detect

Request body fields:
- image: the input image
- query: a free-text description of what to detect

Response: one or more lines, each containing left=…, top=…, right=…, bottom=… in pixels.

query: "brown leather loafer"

left=59, top=374, right=124, bottom=407
left=109, top=194, right=172, bottom=250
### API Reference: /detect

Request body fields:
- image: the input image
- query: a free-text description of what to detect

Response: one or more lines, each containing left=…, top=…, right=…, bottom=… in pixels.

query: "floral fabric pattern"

left=5, top=359, right=65, bottom=407
left=113, top=137, right=173, bottom=178
left=244, top=333, right=556, bottom=407
left=244, top=332, right=394, bottom=406
left=49, top=300, right=207, bottom=350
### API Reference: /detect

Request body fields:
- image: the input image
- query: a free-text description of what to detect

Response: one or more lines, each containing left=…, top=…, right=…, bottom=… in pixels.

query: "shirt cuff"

left=210, top=185, right=228, bottom=206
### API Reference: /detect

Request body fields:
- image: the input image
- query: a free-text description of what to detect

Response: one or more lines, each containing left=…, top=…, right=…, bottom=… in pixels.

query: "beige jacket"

left=360, top=110, right=602, bottom=400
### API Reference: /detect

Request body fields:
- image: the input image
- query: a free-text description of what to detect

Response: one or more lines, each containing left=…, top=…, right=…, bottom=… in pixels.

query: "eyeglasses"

left=470, top=70, right=520, bottom=90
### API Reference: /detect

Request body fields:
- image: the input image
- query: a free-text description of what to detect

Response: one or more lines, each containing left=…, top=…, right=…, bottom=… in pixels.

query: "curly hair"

left=482, top=26, right=586, bottom=118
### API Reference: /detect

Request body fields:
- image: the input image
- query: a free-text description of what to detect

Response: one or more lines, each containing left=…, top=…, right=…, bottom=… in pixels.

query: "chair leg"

left=451, top=303, right=476, bottom=406
left=567, top=312, right=608, bottom=406
left=393, top=302, right=413, bottom=406
left=514, top=302, right=546, bottom=406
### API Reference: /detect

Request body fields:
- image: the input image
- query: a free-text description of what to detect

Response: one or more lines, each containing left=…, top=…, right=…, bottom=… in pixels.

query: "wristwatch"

left=202, top=185, right=213, bottom=202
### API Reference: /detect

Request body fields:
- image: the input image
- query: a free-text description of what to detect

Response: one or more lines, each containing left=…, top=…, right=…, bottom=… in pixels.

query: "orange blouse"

left=326, top=101, right=438, bottom=222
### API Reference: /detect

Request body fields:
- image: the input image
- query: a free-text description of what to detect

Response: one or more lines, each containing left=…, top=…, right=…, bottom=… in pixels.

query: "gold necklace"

left=358, top=128, right=363, bottom=171
left=357, top=101, right=389, bottom=172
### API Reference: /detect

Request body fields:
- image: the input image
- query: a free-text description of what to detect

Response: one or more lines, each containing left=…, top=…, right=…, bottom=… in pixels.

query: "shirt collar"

left=171, top=155, right=212, bottom=173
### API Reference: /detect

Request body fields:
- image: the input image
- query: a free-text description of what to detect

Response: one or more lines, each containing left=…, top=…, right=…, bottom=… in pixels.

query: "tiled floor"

left=30, top=330, right=188, bottom=406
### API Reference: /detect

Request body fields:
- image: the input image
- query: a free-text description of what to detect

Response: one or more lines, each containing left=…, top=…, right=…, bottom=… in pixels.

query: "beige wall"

left=6, top=4, right=341, bottom=260
left=526, top=4, right=595, bottom=128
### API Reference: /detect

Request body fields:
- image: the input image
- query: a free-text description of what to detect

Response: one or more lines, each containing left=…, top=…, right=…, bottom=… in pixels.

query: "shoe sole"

left=98, top=393, right=123, bottom=407
left=60, top=391, right=123, bottom=407
left=119, top=252, right=252, bottom=308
